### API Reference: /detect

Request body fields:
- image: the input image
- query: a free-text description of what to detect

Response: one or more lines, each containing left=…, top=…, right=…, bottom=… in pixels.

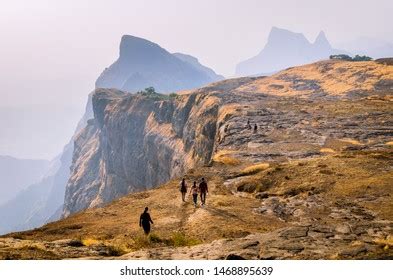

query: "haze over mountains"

left=337, top=37, right=393, bottom=59
left=0, top=156, right=49, bottom=206
left=0, top=35, right=224, bottom=234
left=96, top=35, right=223, bottom=93
left=236, top=27, right=347, bottom=76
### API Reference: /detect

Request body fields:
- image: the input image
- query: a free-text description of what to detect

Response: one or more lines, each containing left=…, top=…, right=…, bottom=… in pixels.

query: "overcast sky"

left=1, top=0, right=392, bottom=159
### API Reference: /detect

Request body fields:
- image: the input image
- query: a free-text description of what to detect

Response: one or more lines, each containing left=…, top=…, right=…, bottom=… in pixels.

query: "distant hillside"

left=0, top=156, right=49, bottom=206
left=96, top=35, right=223, bottom=93
left=235, top=27, right=346, bottom=76
left=173, top=52, right=224, bottom=81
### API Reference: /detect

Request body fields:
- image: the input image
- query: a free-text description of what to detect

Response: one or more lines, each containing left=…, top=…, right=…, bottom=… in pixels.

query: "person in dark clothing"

left=247, top=119, right=252, bottom=129
left=180, top=178, right=188, bottom=202
left=189, top=181, right=199, bottom=207
left=253, top=123, right=258, bottom=133
left=139, top=207, right=153, bottom=235
left=199, top=178, right=208, bottom=206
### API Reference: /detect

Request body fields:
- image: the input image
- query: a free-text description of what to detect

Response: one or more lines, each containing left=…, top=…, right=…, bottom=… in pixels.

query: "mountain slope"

left=96, top=35, right=223, bottom=93
left=173, top=52, right=224, bottom=81
left=0, top=156, right=49, bottom=206
left=235, top=27, right=346, bottom=76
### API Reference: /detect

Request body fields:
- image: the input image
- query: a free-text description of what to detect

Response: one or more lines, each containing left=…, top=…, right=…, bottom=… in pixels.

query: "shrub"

left=105, top=245, right=127, bottom=256
left=170, top=232, right=200, bottom=247
left=330, top=54, right=373, bottom=61
left=81, top=237, right=100, bottom=246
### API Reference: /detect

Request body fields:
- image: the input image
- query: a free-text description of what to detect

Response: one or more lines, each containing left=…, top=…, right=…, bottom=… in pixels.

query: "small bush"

left=105, top=245, right=127, bottom=256
left=149, top=233, right=163, bottom=243
left=81, top=238, right=100, bottom=246
left=330, top=54, right=372, bottom=61
left=132, top=235, right=151, bottom=250
left=170, top=232, right=200, bottom=247
left=169, top=93, right=178, bottom=99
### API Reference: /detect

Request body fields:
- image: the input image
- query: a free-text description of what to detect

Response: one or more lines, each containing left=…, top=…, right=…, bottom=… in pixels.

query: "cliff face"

left=62, top=87, right=223, bottom=216
left=63, top=59, right=393, bottom=217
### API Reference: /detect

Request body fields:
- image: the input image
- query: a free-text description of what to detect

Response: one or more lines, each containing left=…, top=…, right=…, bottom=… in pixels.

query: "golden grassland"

left=236, top=60, right=393, bottom=96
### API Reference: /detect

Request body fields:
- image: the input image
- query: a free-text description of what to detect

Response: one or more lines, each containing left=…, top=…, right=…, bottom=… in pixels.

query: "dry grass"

left=374, top=236, right=393, bottom=250
left=239, top=163, right=270, bottom=176
left=213, top=150, right=241, bottom=165
left=320, top=148, right=336, bottom=153
left=81, top=237, right=100, bottom=246
left=236, top=60, right=393, bottom=97
left=3, top=149, right=392, bottom=259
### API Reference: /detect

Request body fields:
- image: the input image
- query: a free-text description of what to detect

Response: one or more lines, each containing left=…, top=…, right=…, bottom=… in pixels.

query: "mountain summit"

left=96, top=35, right=223, bottom=93
left=314, top=31, right=331, bottom=49
left=235, top=27, right=344, bottom=76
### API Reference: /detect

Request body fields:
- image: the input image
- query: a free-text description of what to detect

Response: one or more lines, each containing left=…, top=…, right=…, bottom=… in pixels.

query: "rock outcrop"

left=62, top=86, right=224, bottom=216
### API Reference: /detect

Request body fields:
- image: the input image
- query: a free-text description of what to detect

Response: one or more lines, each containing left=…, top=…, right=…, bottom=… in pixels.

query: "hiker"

left=199, top=178, right=208, bottom=206
left=180, top=178, right=188, bottom=202
left=139, top=207, right=154, bottom=235
left=247, top=119, right=252, bottom=129
left=253, top=123, right=258, bottom=133
left=189, top=181, right=199, bottom=207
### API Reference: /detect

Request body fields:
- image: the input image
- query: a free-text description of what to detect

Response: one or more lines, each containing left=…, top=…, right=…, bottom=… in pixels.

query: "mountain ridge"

left=235, top=27, right=346, bottom=76
left=96, top=35, right=223, bottom=93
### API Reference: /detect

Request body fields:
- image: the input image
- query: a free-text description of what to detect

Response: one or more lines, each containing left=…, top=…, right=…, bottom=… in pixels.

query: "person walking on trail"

left=139, top=207, right=154, bottom=235
left=180, top=178, right=188, bottom=202
left=199, top=178, right=208, bottom=206
left=189, top=181, right=199, bottom=207
left=247, top=119, right=252, bottom=130
left=253, top=123, right=258, bottom=133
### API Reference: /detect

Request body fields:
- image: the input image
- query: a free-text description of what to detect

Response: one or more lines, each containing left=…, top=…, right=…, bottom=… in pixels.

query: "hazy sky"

left=1, top=0, right=392, bottom=159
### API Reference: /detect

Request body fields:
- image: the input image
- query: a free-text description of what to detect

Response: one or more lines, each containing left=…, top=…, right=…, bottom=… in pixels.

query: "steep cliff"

left=63, top=59, right=393, bottom=217
left=62, top=86, right=225, bottom=216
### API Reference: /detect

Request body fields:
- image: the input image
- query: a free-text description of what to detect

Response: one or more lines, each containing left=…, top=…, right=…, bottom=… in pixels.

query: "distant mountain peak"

left=314, top=31, right=331, bottom=48
left=119, top=35, right=164, bottom=59
left=96, top=35, right=223, bottom=93
left=267, top=26, right=308, bottom=45
left=235, top=27, right=344, bottom=76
